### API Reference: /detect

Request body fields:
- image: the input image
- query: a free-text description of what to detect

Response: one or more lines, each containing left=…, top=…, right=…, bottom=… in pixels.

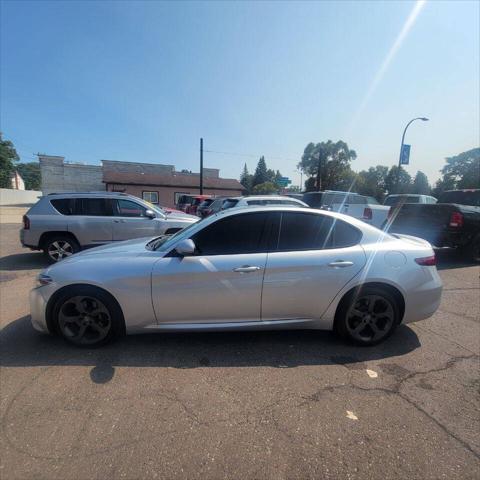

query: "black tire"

left=43, top=235, right=80, bottom=264
left=52, top=285, right=125, bottom=347
left=335, top=286, right=400, bottom=346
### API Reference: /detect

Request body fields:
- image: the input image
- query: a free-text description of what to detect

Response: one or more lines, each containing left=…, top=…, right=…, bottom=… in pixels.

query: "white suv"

left=20, top=192, right=198, bottom=263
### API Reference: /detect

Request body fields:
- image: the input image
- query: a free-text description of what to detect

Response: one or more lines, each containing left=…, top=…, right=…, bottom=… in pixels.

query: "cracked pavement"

left=1, top=223, right=479, bottom=479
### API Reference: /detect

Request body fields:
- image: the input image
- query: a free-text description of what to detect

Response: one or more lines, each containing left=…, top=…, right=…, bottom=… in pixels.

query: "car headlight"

left=37, top=273, right=53, bottom=286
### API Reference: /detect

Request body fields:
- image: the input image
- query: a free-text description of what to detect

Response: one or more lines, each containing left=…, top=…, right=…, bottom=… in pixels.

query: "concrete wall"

left=0, top=188, right=42, bottom=206
left=40, top=155, right=104, bottom=194
left=102, top=160, right=175, bottom=176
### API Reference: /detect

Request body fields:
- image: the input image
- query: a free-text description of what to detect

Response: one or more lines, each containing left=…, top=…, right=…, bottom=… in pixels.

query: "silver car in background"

left=30, top=206, right=442, bottom=347
left=20, top=192, right=198, bottom=263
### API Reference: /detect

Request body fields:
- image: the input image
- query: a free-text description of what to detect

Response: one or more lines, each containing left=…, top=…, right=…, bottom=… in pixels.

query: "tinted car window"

left=115, top=199, right=147, bottom=217
left=438, top=190, right=480, bottom=206
left=50, top=198, right=75, bottom=215
left=198, top=199, right=214, bottom=208
left=192, top=212, right=268, bottom=255
left=347, top=195, right=366, bottom=204
left=80, top=198, right=111, bottom=216
left=302, top=192, right=324, bottom=208
left=222, top=199, right=239, bottom=210
left=276, top=212, right=360, bottom=251
left=209, top=198, right=226, bottom=212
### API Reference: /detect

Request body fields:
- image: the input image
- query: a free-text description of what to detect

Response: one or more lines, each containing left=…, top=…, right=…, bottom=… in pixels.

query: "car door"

left=151, top=212, right=270, bottom=324
left=67, top=197, right=114, bottom=246
left=112, top=198, right=159, bottom=241
left=261, top=211, right=366, bottom=321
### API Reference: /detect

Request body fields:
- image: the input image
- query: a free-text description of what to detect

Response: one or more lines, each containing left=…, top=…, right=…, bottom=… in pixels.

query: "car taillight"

left=415, top=255, right=436, bottom=266
left=449, top=211, right=464, bottom=228
left=387, top=207, right=393, bottom=219
left=363, top=207, right=372, bottom=220
left=23, top=215, right=30, bottom=230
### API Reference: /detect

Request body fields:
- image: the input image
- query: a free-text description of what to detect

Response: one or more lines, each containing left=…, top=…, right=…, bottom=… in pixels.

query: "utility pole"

left=200, top=137, right=204, bottom=195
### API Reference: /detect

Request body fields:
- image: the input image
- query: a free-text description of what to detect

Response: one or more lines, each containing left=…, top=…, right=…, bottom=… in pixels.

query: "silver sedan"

left=30, top=206, right=443, bottom=347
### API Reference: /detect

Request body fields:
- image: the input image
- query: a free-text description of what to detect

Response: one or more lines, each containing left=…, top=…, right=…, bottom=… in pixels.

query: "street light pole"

left=396, top=117, right=429, bottom=191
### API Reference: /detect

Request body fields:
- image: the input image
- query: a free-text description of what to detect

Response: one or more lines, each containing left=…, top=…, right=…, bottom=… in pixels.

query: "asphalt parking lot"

left=0, top=222, right=479, bottom=479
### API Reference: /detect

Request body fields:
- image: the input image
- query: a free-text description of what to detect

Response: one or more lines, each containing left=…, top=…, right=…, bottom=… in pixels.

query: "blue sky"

left=1, top=0, right=478, bottom=186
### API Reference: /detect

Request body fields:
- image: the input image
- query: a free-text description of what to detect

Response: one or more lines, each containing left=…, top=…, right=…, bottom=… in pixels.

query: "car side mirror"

left=145, top=209, right=156, bottom=219
left=174, top=239, right=196, bottom=256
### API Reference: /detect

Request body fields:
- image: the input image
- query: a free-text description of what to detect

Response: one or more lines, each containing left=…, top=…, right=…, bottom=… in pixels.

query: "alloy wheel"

left=346, top=294, right=395, bottom=343
left=48, top=240, right=74, bottom=261
left=58, top=296, right=112, bottom=345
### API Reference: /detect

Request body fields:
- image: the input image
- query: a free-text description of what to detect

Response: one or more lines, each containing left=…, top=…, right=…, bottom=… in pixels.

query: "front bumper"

left=29, top=287, right=50, bottom=333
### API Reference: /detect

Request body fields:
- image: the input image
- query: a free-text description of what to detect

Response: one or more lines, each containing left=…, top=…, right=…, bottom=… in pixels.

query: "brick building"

left=39, top=156, right=243, bottom=208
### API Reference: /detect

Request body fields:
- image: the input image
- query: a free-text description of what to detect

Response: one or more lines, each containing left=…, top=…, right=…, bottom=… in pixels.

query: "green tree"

left=439, top=148, right=480, bottom=190
left=251, top=181, right=278, bottom=195
left=411, top=171, right=431, bottom=195
left=298, top=140, right=356, bottom=191
left=0, top=134, right=20, bottom=188
left=329, top=167, right=359, bottom=192
left=385, top=166, right=412, bottom=194
left=15, top=162, right=41, bottom=190
left=432, top=176, right=455, bottom=197
left=239, top=163, right=253, bottom=194
left=356, top=165, right=389, bottom=200
left=252, top=156, right=268, bottom=187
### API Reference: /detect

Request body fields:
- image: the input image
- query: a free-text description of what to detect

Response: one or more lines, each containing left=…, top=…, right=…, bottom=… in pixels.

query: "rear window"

left=276, top=212, right=361, bottom=251
left=438, top=191, right=480, bottom=206
left=347, top=195, right=366, bottom=205
left=302, top=192, right=324, bottom=208
left=198, top=199, right=214, bottom=208
left=222, top=199, right=239, bottom=210
left=384, top=196, right=421, bottom=206
left=50, top=198, right=75, bottom=215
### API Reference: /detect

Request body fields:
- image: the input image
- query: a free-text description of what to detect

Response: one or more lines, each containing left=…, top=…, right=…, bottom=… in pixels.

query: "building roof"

left=103, top=171, right=243, bottom=191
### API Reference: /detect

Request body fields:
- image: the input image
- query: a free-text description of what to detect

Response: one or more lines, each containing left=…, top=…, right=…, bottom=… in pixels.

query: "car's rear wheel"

left=43, top=235, right=80, bottom=263
left=52, top=286, right=124, bottom=347
left=335, top=286, right=400, bottom=346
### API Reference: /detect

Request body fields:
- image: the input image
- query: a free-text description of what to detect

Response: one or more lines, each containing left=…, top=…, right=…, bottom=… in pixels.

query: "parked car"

left=21, top=192, right=199, bottom=263
left=384, top=189, right=480, bottom=262
left=200, top=197, right=229, bottom=217
left=196, top=198, right=216, bottom=217
left=221, top=195, right=309, bottom=210
left=31, top=206, right=442, bottom=347
left=383, top=194, right=437, bottom=206
left=176, top=194, right=194, bottom=212
left=302, top=191, right=389, bottom=228
left=185, top=195, right=213, bottom=215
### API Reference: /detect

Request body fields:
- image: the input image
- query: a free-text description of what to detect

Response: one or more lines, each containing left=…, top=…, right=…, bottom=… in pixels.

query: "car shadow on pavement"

left=1, top=316, right=420, bottom=383
left=0, top=252, right=47, bottom=271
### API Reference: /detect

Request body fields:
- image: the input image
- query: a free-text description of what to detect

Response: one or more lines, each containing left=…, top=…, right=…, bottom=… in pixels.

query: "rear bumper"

left=402, top=268, right=443, bottom=324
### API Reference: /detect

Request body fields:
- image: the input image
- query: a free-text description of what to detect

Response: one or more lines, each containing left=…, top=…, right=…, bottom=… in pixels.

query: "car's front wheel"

left=335, top=286, right=400, bottom=346
left=52, top=286, right=124, bottom=347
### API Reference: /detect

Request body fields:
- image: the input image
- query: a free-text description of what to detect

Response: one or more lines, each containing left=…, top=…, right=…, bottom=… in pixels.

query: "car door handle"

left=233, top=266, right=261, bottom=273
left=328, top=260, right=354, bottom=268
